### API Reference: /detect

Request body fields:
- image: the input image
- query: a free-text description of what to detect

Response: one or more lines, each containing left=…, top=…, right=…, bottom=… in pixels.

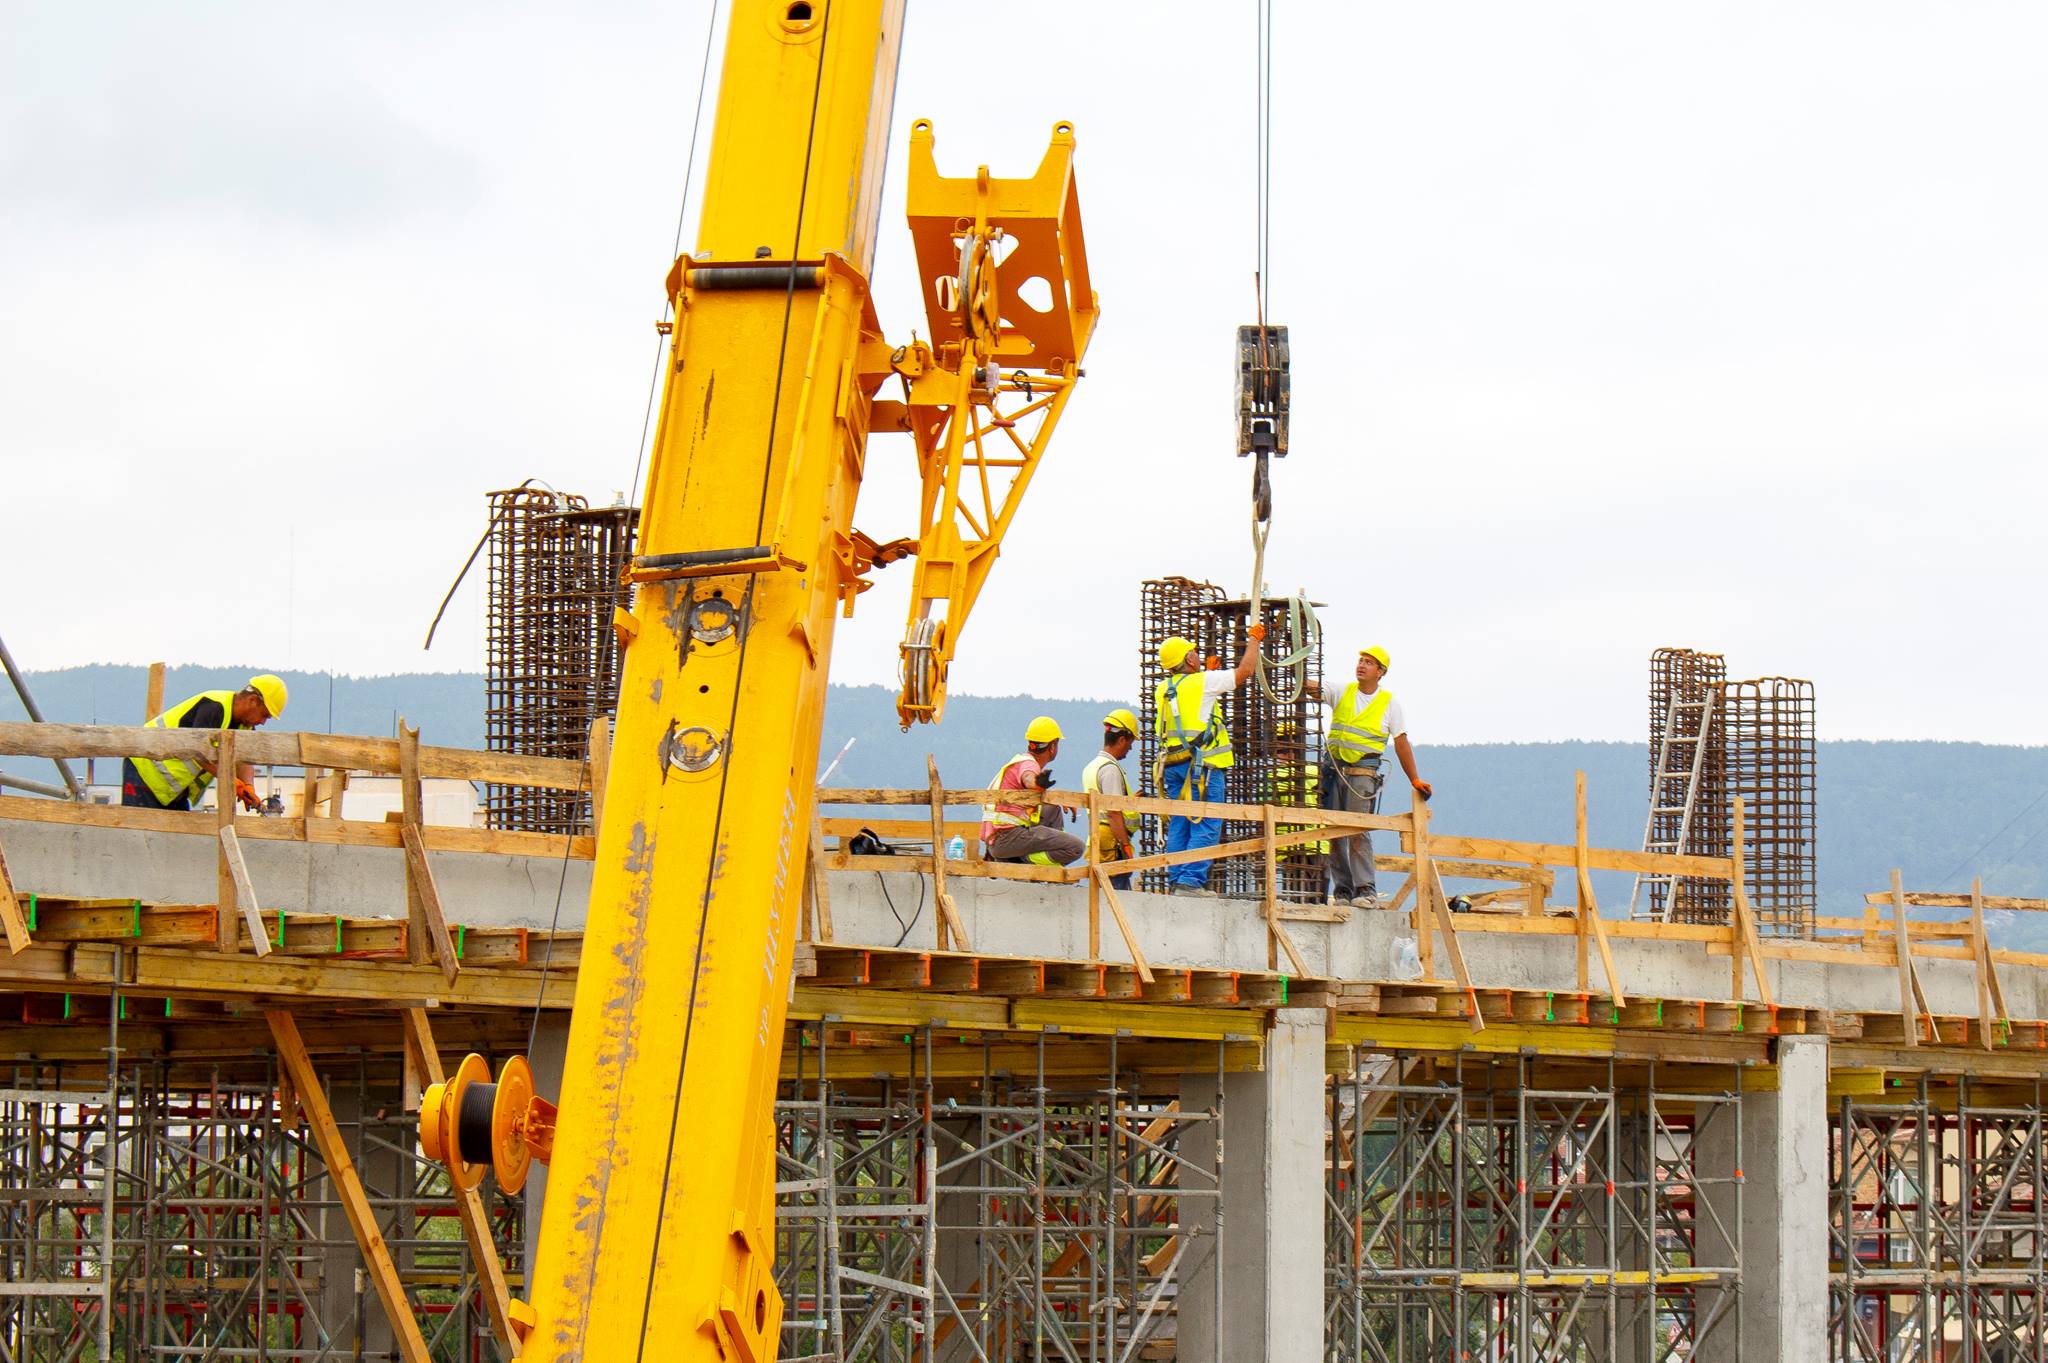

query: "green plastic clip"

left=1545, top=990, right=1555, bottom=1023
left=456, top=923, right=466, bottom=959
left=1279, top=975, right=1289, bottom=1005
left=26, top=894, right=36, bottom=932
left=131, top=899, right=142, bottom=939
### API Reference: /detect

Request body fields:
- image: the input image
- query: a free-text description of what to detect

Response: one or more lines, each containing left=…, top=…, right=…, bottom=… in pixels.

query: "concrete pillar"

left=1697, top=1035, right=1830, bottom=1362
left=318, top=1076, right=400, bottom=1357
left=521, top=1014, right=573, bottom=1289
left=1178, top=1007, right=1326, bottom=1363
left=932, top=1117, right=984, bottom=1363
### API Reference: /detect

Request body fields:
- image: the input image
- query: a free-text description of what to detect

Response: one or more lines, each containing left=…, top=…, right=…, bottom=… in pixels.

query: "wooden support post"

left=399, top=724, right=431, bottom=967
left=1727, top=798, right=1774, bottom=1008
left=266, top=1010, right=433, bottom=1363
left=926, top=757, right=969, bottom=951
left=215, top=730, right=238, bottom=952
left=399, top=825, right=460, bottom=984
left=1262, top=803, right=1279, bottom=972
left=328, top=768, right=348, bottom=820
left=399, top=1008, right=519, bottom=1352
left=1426, top=861, right=1483, bottom=1033
left=299, top=764, right=321, bottom=821
left=1574, top=773, right=1628, bottom=1008
left=0, top=834, right=30, bottom=954
left=1890, top=869, right=1925, bottom=1046
left=586, top=715, right=611, bottom=835
left=1526, top=859, right=1545, bottom=916
left=1410, top=800, right=1436, bottom=978
left=217, top=826, right=272, bottom=958
left=1574, top=773, right=1591, bottom=990
left=143, top=661, right=165, bottom=720
left=1086, top=791, right=1102, bottom=960
left=806, top=822, right=833, bottom=943
left=1971, top=877, right=2008, bottom=1050
left=1090, top=866, right=1155, bottom=984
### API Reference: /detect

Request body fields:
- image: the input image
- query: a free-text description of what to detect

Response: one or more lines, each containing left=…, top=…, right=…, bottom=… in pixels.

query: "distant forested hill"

left=9, top=667, right=2048, bottom=945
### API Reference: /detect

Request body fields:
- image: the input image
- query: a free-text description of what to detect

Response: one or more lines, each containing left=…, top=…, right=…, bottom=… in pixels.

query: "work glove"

left=1248, top=622, right=1267, bottom=642
left=234, top=780, right=262, bottom=811
left=1034, top=770, right=1056, bottom=790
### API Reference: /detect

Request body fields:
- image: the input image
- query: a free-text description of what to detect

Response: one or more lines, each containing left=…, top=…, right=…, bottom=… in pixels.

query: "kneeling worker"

left=981, top=717, right=1084, bottom=866
left=123, top=675, right=289, bottom=812
left=1083, top=709, right=1141, bottom=888
left=1313, top=647, right=1431, bottom=907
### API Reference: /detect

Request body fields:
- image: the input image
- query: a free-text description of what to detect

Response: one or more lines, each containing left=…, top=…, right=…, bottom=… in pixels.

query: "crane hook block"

left=1236, top=323, right=1290, bottom=458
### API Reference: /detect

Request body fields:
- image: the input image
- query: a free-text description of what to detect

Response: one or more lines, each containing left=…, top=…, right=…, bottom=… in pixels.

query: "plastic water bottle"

left=946, top=834, right=966, bottom=860
left=1391, top=935, right=1422, bottom=980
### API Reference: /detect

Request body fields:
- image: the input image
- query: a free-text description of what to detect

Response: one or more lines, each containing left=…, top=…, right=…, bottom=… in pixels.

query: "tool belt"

left=1338, top=757, right=1383, bottom=776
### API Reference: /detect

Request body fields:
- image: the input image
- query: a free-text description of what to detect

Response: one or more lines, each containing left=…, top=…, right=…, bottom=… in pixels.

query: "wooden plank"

left=1425, top=860, right=1483, bottom=1033
left=1727, top=799, right=1775, bottom=1009
left=807, top=822, right=833, bottom=943
left=1374, top=855, right=1553, bottom=888
left=398, top=1009, right=518, bottom=1351
left=144, top=662, right=165, bottom=720
left=216, top=827, right=273, bottom=959
left=1890, top=869, right=1923, bottom=1046
left=399, top=724, right=429, bottom=967
left=1092, top=867, right=1155, bottom=985
left=266, top=1011, right=433, bottom=1363
left=1086, top=791, right=1102, bottom=960
left=1574, top=773, right=1591, bottom=991
left=1972, top=877, right=2009, bottom=1051
left=1864, top=891, right=2048, bottom=913
left=216, top=730, right=238, bottom=953
left=824, top=852, right=1075, bottom=884
left=1574, top=773, right=1627, bottom=1009
left=399, top=825, right=461, bottom=985
left=927, top=757, right=963, bottom=951
left=1402, top=830, right=1737, bottom=881
left=1100, top=824, right=1350, bottom=878
left=1262, top=804, right=1278, bottom=972
left=0, top=834, right=29, bottom=954
left=1411, top=800, right=1435, bottom=977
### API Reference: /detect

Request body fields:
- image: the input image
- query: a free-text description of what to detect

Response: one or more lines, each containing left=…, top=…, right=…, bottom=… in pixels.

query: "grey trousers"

left=986, top=823, right=1084, bottom=867
left=1324, top=762, right=1382, bottom=899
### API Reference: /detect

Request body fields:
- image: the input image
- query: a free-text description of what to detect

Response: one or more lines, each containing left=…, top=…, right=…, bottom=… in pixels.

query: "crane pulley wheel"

left=956, top=227, right=1004, bottom=348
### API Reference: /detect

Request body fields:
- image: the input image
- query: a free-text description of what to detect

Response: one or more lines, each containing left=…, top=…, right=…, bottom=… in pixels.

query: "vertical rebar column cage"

left=1134, top=579, right=1323, bottom=901
left=484, top=486, right=638, bottom=834
left=1648, top=647, right=1731, bottom=923
left=1721, top=677, right=1818, bottom=938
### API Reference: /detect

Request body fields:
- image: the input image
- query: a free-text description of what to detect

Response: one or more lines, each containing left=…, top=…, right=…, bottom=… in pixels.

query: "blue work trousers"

left=1163, top=762, right=1227, bottom=888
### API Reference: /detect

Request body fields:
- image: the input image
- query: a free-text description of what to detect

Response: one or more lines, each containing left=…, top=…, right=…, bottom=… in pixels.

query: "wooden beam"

left=216, top=730, right=238, bottom=953
left=586, top=716, right=611, bottom=834
left=266, top=1010, right=432, bottom=1363
left=1972, top=877, right=2009, bottom=1050
left=0, top=834, right=29, bottom=954
left=144, top=662, right=165, bottom=720
left=1086, top=791, right=1102, bottom=961
left=1727, top=799, right=1775, bottom=1008
left=1426, top=861, right=1483, bottom=1033
left=927, top=757, right=969, bottom=951
left=216, top=826, right=272, bottom=958
left=1890, top=869, right=1925, bottom=1046
left=398, top=825, right=460, bottom=985
left=398, top=1009, right=519, bottom=1352
left=1411, top=799, right=1435, bottom=977
left=805, top=821, right=833, bottom=943
left=1575, top=773, right=1627, bottom=1008
left=1091, top=867, right=1155, bottom=984
left=398, top=724, right=434, bottom=973
left=1262, top=803, right=1278, bottom=972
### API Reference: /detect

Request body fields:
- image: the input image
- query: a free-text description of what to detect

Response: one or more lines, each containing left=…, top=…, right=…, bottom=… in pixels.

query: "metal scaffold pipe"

left=0, top=631, right=83, bottom=800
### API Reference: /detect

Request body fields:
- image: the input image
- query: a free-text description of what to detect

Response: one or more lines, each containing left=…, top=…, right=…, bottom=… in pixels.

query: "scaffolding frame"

left=1830, top=1075, right=2047, bottom=1362
left=1325, top=1049, right=1744, bottom=1363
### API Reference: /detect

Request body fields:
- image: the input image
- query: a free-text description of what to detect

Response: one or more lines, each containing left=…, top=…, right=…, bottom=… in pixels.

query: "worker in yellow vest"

left=979, top=717, right=1084, bottom=866
left=1310, top=647, right=1431, bottom=907
left=122, top=675, right=290, bottom=812
left=1153, top=625, right=1263, bottom=896
left=1082, top=709, right=1140, bottom=888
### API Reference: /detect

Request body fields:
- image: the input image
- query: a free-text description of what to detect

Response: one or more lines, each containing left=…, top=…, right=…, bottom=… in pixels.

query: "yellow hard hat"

left=1360, top=646, right=1390, bottom=670
left=1025, top=715, right=1063, bottom=744
left=248, top=674, right=289, bottom=719
left=1158, top=637, right=1195, bottom=670
left=1102, top=708, right=1139, bottom=737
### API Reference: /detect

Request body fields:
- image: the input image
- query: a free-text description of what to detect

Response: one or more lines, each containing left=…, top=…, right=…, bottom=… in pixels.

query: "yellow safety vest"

left=135, top=690, right=241, bottom=805
left=982, top=754, right=1042, bottom=830
left=1082, top=751, right=1129, bottom=856
left=1329, top=684, right=1394, bottom=765
left=1153, top=673, right=1233, bottom=769
left=1269, top=761, right=1327, bottom=853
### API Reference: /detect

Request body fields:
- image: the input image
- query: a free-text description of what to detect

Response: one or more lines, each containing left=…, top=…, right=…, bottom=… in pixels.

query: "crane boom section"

left=524, top=3, right=903, bottom=1359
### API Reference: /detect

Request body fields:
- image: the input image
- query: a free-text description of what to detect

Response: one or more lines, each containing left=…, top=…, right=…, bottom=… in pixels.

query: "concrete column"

left=1178, top=1007, right=1326, bottom=1363
left=932, top=1117, right=983, bottom=1363
left=318, top=1076, right=400, bottom=1356
left=1698, top=1035, right=1830, bottom=1362
left=521, top=1014, right=573, bottom=1288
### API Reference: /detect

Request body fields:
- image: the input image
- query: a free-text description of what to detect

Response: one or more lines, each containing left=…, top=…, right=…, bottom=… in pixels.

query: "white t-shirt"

left=1323, top=684, right=1408, bottom=743
left=1091, top=754, right=1128, bottom=796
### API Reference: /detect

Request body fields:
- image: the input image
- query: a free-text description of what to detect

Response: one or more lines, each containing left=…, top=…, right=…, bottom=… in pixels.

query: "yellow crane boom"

left=420, top=3, right=1097, bottom=1358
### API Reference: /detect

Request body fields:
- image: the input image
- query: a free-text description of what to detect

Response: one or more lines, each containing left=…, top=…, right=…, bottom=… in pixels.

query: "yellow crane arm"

left=413, top=3, right=1101, bottom=1360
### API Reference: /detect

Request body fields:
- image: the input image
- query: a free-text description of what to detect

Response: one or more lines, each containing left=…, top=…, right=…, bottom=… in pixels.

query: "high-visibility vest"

left=982, top=754, right=1042, bottom=830
left=1082, top=751, right=1129, bottom=855
left=1329, top=684, right=1395, bottom=765
left=1269, top=761, right=1327, bottom=853
left=1153, top=673, right=1233, bottom=769
left=135, top=690, right=240, bottom=805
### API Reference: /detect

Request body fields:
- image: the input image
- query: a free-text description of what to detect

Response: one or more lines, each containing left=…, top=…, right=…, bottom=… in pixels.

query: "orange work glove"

left=234, top=779, right=261, bottom=811
left=1247, top=622, right=1267, bottom=642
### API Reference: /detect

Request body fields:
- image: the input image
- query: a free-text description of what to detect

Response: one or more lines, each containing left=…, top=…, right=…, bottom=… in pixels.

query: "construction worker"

left=1153, top=625, right=1264, bottom=895
left=1082, top=709, right=1140, bottom=888
left=980, top=717, right=1084, bottom=866
left=1310, top=647, right=1431, bottom=907
left=122, top=675, right=289, bottom=812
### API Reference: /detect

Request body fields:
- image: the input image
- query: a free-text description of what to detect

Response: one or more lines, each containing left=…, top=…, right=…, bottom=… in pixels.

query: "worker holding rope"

left=1310, top=647, right=1431, bottom=907
left=1153, top=627, right=1263, bottom=896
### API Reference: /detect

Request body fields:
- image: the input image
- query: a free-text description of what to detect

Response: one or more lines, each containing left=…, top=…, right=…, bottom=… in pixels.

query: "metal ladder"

left=1628, top=695, right=1715, bottom=920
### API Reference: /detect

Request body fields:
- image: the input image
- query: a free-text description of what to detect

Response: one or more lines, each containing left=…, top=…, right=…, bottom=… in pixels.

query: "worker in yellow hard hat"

left=123, top=674, right=289, bottom=812
left=979, top=716, right=1083, bottom=866
left=1154, top=625, right=1263, bottom=896
left=1083, top=709, right=1141, bottom=888
left=1307, top=647, right=1431, bottom=907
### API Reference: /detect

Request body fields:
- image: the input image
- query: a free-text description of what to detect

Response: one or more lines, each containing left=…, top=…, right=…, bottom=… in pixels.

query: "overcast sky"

left=4, top=2, right=2043, bottom=743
